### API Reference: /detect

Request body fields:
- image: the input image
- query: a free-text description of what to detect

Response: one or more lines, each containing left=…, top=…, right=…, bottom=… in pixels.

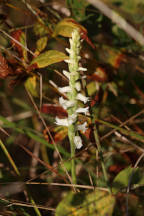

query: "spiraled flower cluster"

left=55, top=29, right=89, bottom=149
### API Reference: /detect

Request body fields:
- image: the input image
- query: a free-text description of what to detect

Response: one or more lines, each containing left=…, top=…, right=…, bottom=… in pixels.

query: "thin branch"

left=0, top=197, right=55, bottom=211
left=0, top=29, right=36, bottom=56
left=25, top=89, right=74, bottom=188
left=87, top=0, right=144, bottom=46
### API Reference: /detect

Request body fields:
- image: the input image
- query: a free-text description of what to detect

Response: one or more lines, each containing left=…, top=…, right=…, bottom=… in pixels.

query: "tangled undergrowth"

left=1, top=0, right=144, bottom=215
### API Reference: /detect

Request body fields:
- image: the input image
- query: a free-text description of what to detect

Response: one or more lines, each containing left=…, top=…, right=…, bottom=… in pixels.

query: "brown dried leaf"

left=0, top=53, right=13, bottom=79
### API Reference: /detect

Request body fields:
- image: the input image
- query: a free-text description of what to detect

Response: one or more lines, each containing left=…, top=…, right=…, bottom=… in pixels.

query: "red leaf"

left=87, top=67, right=107, bottom=82
left=11, top=30, right=23, bottom=56
left=41, top=104, right=68, bottom=117
left=113, top=53, right=126, bottom=69
left=0, top=53, right=13, bottom=79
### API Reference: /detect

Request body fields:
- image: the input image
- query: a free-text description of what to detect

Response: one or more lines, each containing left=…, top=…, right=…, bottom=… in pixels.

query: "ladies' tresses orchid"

left=55, top=29, right=89, bottom=151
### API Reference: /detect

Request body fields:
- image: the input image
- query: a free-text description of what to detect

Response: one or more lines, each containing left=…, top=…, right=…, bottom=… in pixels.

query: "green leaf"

left=66, top=0, right=89, bottom=21
left=33, top=22, right=50, bottom=37
left=53, top=18, right=87, bottom=38
left=25, top=76, right=38, bottom=97
left=30, top=50, right=68, bottom=69
left=35, top=36, right=48, bottom=55
left=56, top=190, right=115, bottom=216
left=87, top=81, right=99, bottom=96
left=112, top=166, right=144, bottom=194
left=20, top=31, right=28, bottom=62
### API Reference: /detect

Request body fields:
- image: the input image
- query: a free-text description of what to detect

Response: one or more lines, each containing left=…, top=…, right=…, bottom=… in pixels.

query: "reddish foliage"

left=108, top=164, right=126, bottom=174
left=90, top=94, right=99, bottom=107
left=27, top=63, right=38, bottom=72
left=11, top=30, right=23, bottom=57
left=113, top=53, right=126, bottom=69
left=0, top=53, right=13, bottom=79
left=41, top=104, right=68, bottom=117
left=87, top=67, right=107, bottom=82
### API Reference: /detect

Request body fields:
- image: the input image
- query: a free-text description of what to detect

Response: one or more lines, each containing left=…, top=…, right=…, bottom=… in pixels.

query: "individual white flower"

left=59, top=86, right=71, bottom=93
left=76, top=107, right=89, bottom=115
left=68, top=113, right=77, bottom=124
left=74, top=136, right=83, bottom=149
left=59, top=97, right=75, bottom=109
left=75, top=82, right=81, bottom=91
left=78, top=67, right=87, bottom=71
left=65, top=48, right=71, bottom=54
left=77, top=122, right=87, bottom=133
left=55, top=117, right=69, bottom=126
left=82, top=75, right=87, bottom=79
left=64, top=59, right=72, bottom=64
left=69, top=38, right=72, bottom=45
left=62, top=70, right=70, bottom=79
left=77, top=93, right=89, bottom=104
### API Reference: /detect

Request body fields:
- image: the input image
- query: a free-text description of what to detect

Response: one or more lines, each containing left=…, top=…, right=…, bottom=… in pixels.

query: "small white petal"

left=69, top=38, right=72, bottom=45
left=77, top=93, right=89, bottom=104
left=55, top=117, right=69, bottom=126
left=68, top=113, right=77, bottom=124
left=77, top=56, right=81, bottom=60
left=77, top=122, right=87, bottom=132
left=74, top=136, right=83, bottom=149
left=76, top=107, right=89, bottom=115
left=59, top=86, right=71, bottom=93
left=75, top=82, right=81, bottom=91
left=64, top=59, right=72, bottom=64
left=78, top=67, right=87, bottom=71
left=65, top=48, right=71, bottom=54
left=82, top=75, right=87, bottom=79
left=62, top=70, right=70, bottom=79
left=59, top=97, right=75, bottom=109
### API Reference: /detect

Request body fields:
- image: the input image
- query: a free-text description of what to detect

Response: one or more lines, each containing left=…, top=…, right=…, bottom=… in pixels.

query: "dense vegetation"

left=1, top=0, right=144, bottom=215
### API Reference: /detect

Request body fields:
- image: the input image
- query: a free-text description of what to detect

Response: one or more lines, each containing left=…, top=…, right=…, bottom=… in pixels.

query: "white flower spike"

left=74, top=136, right=83, bottom=149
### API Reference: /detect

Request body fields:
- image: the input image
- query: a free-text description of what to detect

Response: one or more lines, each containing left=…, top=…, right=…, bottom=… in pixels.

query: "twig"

left=0, top=29, right=36, bottom=56
left=101, top=109, right=144, bottom=141
left=25, top=89, right=74, bottom=188
left=0, top=197, right=55, bottom=211
left=87, top=0, right=144, bottom=46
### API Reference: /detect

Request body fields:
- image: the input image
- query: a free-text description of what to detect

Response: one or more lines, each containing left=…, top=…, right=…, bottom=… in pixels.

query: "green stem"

left=91, top=113, right=111, bottom=192
left=93, top=121, right=111, bottom=193
left=68, top=124, right=76, bottom=184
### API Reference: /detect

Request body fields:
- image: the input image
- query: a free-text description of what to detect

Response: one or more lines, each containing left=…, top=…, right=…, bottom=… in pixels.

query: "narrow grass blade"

left=0, top=139, right=20, bottom=176
left=97, top=119, right=144, bottom=143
